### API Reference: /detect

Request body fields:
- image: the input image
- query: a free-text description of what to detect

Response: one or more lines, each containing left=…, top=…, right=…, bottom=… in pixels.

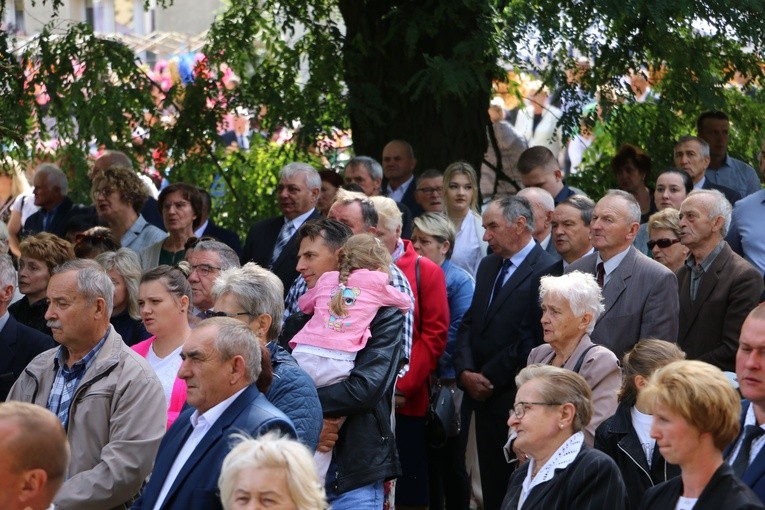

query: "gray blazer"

left=566, top=246, right=679, bottom=360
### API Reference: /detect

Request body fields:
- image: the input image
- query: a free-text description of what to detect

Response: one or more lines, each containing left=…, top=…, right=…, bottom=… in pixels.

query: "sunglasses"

left=647, top=238, right=681, bottom=250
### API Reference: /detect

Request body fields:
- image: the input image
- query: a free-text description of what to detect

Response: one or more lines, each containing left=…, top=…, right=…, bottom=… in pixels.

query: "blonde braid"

left=330, top=247, right=354, bottom=317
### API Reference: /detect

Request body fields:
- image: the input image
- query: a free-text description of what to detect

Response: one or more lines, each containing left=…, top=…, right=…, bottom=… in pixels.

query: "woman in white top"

left=132, top=265, right=192, bottom=428
left=4, top=157, right=35, bottom=257
left=594, top=339, right=685, bottom=510
left=443, top=162, right=487, bottom=278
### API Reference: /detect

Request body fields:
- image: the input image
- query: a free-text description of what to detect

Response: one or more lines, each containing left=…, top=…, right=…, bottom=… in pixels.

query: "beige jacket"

left=8, top=327, right=166, bottom=510
left=528, top=334, right=621, bottom=446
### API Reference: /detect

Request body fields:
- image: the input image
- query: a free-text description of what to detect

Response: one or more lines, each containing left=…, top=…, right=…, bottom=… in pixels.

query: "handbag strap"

left=572, top=345, right=598, bottom=374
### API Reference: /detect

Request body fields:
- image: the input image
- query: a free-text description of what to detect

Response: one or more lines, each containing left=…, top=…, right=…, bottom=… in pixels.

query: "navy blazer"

left=241, top=209, right=322, bottom=296
left=22, top=197, right=84, bottom=239
left=201, top=220, right=243, bottom=257
left=454, top=243, right=556, bottom=411
left=131, top=385, right=296, bottom=510
left=0, top=314, right=54, bottom=400
left=726, top=401, right=765, bottom=504
left=703, top=179, right=741, bottom=206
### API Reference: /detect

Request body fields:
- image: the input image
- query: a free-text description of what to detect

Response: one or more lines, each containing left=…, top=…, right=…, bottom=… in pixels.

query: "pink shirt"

left=290, top=269, right=411, bottom=353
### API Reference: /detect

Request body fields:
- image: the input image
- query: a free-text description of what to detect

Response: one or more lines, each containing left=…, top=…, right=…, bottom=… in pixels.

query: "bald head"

left=518, top=187, right=555, bottom=242
left=0, top=402, right=70, bottom=509
left=91, top=150, right=133, bottom=179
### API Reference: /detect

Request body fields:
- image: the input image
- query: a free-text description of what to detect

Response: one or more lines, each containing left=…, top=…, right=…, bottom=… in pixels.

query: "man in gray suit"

left=566, top=190, right=679, bottom=359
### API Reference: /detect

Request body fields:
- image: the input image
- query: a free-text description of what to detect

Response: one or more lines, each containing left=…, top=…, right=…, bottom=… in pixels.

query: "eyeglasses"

left=189, top=263, right=222, bottom=277
left=207, top=310, right=254, bottom=318
left=417, top=186, right=443, bottom=195
left=92, top=187, right=114, bottom=198
left=509, top=401, right=563, bottom=420
left=647, top=238, right=681, bottom=250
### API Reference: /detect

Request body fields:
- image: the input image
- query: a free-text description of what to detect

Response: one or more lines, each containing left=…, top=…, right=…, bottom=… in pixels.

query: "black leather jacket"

left=594, top=402, right=680, bottom=510
left=281, top=306, right=404, bottom=494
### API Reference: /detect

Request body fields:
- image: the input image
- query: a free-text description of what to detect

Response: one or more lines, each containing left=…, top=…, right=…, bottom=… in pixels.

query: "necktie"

left=271, top=221, right=294, bottom=267
left=596, top=262, right=605, bottom=288
left=732, top=425, right=765, bottom=477
left=490, top=259, right=512, bottom=305
left=237, top=134, right=244, bottom=147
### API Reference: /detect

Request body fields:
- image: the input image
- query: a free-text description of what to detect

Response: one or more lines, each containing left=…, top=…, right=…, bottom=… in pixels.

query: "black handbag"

left=425, top=382, right=455, bottom=448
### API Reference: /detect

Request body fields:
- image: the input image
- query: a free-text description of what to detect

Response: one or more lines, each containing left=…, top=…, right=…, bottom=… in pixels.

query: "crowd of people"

left=1, top=98, right=765, bottom=510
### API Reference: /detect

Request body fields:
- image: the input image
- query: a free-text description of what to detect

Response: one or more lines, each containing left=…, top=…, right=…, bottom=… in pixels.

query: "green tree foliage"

left=2, top=0, right=765, bottom=237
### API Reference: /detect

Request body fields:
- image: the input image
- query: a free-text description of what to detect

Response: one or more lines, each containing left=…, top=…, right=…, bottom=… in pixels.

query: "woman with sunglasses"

left=646, top=209, right=688, bottom=273
left=634, top=169, right=693, bottom=255
left=133, top=265, right=193, bottom=428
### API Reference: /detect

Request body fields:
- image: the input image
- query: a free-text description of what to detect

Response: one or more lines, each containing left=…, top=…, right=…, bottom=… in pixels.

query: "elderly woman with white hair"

left=527, top=271, right=621, bottom=445
left=218, top=432, right=328, bottom=510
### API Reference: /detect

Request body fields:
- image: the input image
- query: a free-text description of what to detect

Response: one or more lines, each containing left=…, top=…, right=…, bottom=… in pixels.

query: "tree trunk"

left=339, top=0, right=496, bottom=175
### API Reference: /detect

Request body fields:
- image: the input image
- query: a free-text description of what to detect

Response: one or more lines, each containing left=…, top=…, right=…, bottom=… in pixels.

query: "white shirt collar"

left=596, top=245, right=631, bottom=279
left=287, top=207, right=317, bottom=232
left=539, top=233, right=552, bottom=250
left=189, top=387, right=247, bottom=430
left=194, top=219, right=210, bottom=238
left=510, top=238, right=537, bottom=268
left=386, top=175, right=415, bottom=198
left=694, top=176, right=705, bottom=189
left=562, top=247, right=595, bottom=270
left=519, top=432, right=585, bottom=509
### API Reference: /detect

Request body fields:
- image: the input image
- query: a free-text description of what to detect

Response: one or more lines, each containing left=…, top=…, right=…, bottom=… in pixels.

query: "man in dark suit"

left=130, top=318, right=296, bottom=510
left=382, top=140, right=424, bottom=218
left=22, top=164, right=84, bottom=239
left=676, top=189, right=763, bottom=371
left=0, top=255, right=54, bottom=400
left=518, top=186, right=561, bottom=262
left=566, top=190, right=679, bottom=360
left=549, top=195, right=596, bottom=275
left=195, top=188, right=242, bottom=257
left=730, top=304, right=765, bottom=501
left=219, top=107, right=256, bottom=150
left=454, top=196, right=556, bottom=510
left=241, top=163, right=322, bottom=295
left=674, top=135, right=741, bottom=205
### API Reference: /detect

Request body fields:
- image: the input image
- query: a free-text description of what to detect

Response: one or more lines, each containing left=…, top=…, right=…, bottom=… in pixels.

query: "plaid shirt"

left=48, top=331, right=108, bottom=430
left=283, top=264, right=414, bottom=374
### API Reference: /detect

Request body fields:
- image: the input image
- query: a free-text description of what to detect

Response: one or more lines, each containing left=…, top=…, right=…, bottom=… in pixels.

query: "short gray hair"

left=492, top=196, right=535, bottom=233
left=369, top=196, right=403, bottom=232
left=36, top=163, right=68, bottom=195
left=201, top=317, right=262, bottom=383
left=95, top=249, right=142, bottom=320
left=281, top=162, right=321, bottom=191
left=539, top=271, right=604, bottom=334
left=676, top=135, right=710, bottom=159
left=212, top=263, right=285, bottom=341
left=346, top=156, right=383, bottom=181
left=52, top=259, right=114, bottom=315
left=558, top=195, right=596, bottom=226
left=685, top=189, right=733, bottom=237
left=603, top=189, right=641, bottom=224
left=187, top=239, right=241, bottom=271
left=0, top=254, right=17, bottom=289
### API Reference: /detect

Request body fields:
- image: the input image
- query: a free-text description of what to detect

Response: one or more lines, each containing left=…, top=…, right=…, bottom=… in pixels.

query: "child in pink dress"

left=290, top=233, right=412, bottom=480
